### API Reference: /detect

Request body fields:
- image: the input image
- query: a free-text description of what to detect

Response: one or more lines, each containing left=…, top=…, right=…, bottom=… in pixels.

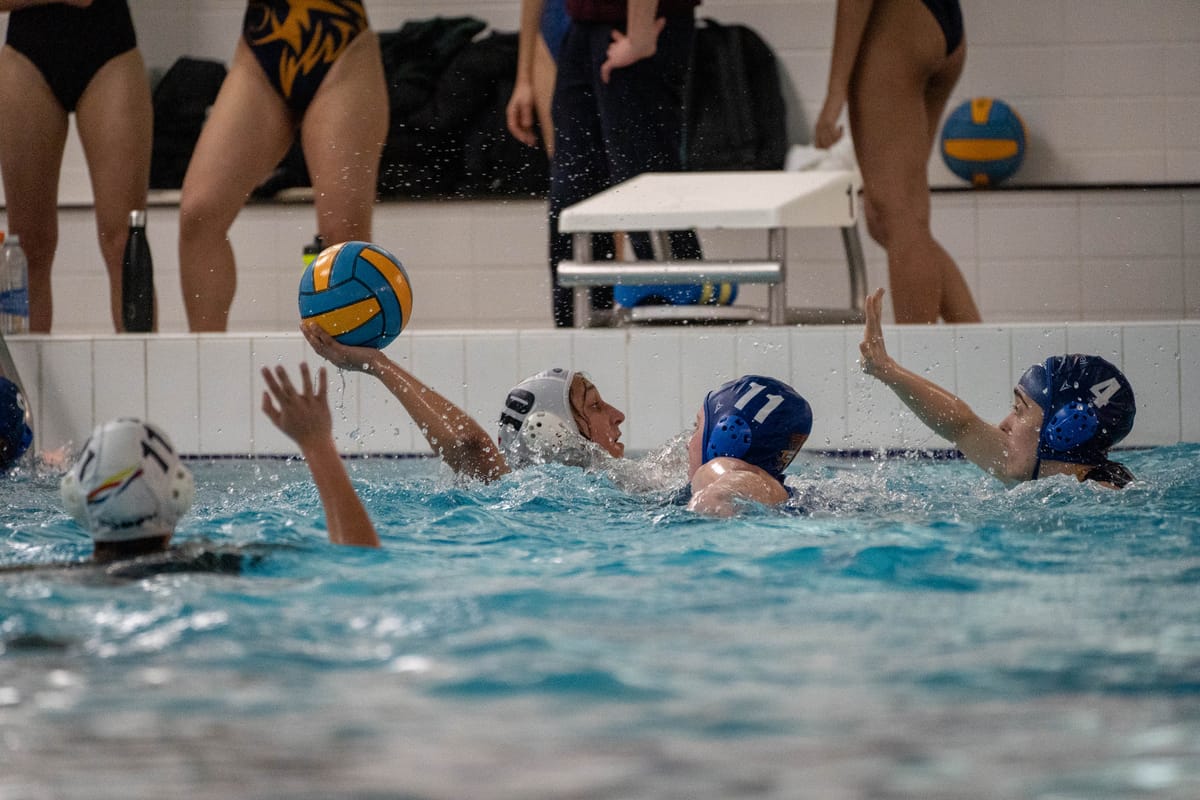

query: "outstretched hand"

left=302, top=322, right=378, bottom=374
left=859, top=288, right=895, bottom=379
left=261, top=362, right=331, bottom=450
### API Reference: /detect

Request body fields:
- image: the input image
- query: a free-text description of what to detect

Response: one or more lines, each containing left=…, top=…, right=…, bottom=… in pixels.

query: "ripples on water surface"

left=1, top=446, right=1198, bottom=798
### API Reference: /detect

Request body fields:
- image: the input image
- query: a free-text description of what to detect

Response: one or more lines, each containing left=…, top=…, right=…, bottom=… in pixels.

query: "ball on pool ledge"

left=940, top=97, right=1026, bottom=187
left=298, top=241, right=414, bottom=349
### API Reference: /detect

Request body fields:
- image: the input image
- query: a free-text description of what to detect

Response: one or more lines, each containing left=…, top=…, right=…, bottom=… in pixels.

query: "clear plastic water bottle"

left=121, top=209, right=154, bottom=332
left=0, top=233, right=29, bottom=335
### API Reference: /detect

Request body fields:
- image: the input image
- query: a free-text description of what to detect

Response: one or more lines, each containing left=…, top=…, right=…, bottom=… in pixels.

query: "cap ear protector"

left=1042, top=401, right=1099, bottom=451
left=60, top=418, right=194, bottom=542
left=705, top=415, right=753, bottom=462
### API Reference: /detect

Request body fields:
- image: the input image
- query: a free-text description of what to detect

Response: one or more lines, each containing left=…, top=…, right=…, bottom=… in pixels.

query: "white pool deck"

left=7, top=321, right=1198, bottom=458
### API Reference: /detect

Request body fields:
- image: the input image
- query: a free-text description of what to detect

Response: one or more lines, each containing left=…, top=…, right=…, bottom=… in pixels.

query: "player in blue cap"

left=0, top=376, right=32, bottom=472
left=686, top=375, right=813, bottom=515
left=859, top=288, right=1136, bottom=487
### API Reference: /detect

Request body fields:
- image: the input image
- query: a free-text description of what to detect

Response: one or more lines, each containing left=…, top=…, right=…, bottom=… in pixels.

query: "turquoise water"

left=2, top=445, right=1199, bottom=798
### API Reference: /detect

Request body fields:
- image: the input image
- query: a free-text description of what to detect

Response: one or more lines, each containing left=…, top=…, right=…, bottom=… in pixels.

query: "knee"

left=861, top=191, right=929, bottom=247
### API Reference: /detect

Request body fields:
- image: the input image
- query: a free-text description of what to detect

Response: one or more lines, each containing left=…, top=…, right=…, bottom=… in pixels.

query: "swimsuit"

left=918, top=0, right=963, bottom=56
left=5, top=0, right=137, bottom=112
left=243, top=0, right=370, bottom=114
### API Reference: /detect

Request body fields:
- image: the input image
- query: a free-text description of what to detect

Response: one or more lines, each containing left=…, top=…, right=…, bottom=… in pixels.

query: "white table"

left=557, top=170, right=866, bottom=326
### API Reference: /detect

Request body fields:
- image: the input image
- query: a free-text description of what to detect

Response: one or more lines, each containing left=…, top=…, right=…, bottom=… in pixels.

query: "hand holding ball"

left=298, top=241, right=413, bottom=349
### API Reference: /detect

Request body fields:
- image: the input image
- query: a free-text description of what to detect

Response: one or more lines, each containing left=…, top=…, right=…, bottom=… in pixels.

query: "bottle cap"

left=129, top=209, right=147, bottom=227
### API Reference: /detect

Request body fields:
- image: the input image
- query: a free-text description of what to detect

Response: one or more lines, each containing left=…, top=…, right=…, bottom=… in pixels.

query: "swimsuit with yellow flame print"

left=243, top=0, right=369, bottom=113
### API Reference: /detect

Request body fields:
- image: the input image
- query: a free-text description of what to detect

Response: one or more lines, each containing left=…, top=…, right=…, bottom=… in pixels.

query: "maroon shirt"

left=566, top=0, right=700, bottom=23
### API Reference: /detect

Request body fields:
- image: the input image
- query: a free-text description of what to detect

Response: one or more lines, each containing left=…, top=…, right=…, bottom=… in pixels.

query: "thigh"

left=75, top=49, right=153, bottom=231
left=0, top=46, right=68, bottom=226
left=301, top=31, right=388, bottom=235
left=180, top=41, right=295, bottom=226
left=848, top=4, right=943, bottom=213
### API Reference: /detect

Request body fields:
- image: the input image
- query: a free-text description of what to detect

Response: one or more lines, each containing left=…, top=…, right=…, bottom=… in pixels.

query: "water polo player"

left=859, top=288, right=1136, bottom=488
left=685, top=375, right=814, bottom=516
left=0, top=376, right=33, bottom=472
left=302, top=322, right=624, bottom=482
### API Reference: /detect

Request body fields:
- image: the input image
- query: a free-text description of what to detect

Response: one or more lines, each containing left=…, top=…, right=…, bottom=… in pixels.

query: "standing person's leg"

left=0, top=46, right=68, bottom=333
left=548, top=22, right=614, bottom=327
left=179, top=41, right=295, bottom=332
left=594, top=15, right=700, bottom=262
left=299, top=31, right=388, bottom=248
left=75, top=48, right=154, bottom=331
left=922, top=39, right=977, bottom=322
left=848, top=0, right=979, bottom=323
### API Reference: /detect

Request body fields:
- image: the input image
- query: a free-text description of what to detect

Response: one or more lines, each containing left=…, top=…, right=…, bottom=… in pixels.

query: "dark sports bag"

left=684, top=19, right=788, bottom=171
left=149, top=57, right=227, bottom=189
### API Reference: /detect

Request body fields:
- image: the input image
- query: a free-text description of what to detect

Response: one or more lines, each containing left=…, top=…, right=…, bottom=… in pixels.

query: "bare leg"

left=848, top=0, right=980, bottom=323
left=0, top=46, right=68, bottom=332
left=76, top=48, right=154, bottom=331
left=179, top=40, right=294, bottom=332
left=300, top=31, right=388, bottom=248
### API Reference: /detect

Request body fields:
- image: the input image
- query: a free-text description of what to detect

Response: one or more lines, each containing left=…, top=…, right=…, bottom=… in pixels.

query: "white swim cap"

left=505, top=410, right=598, bottom=468
left=60, top=418, right=195, bottom=543
left=497, top=368, right=580, bottom=453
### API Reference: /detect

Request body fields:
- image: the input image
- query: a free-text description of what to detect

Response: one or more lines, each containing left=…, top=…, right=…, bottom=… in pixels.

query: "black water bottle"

left=121, top=209, right=154, bottom=332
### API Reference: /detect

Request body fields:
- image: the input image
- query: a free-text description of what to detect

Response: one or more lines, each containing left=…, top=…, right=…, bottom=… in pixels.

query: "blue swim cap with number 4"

left=1017, top=354, right=1136, bottom=465
left=701, top=375, right=812, bottom=481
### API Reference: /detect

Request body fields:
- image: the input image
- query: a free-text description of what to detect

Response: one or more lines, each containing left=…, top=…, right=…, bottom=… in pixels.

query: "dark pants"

left=548, top=16, right=701, bottom=327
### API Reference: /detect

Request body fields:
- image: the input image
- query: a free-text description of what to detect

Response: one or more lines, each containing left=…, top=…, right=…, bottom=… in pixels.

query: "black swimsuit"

left=918, top=0, right=964, bottom=55
left=5, top=0, right=137, bottom=112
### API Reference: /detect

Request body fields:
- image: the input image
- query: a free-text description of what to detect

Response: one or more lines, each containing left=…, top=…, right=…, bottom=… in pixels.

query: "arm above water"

left=859, top=288, right=1014, bottom=479
left=261, top=363, right=380, bottom=548
left=688, top=458, right=789, bottom=517
left=302, top=323, right=509, bottom=482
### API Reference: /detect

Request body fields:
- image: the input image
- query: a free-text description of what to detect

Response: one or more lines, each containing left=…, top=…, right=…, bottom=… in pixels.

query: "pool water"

left=2, top=445, right=1199, bottom=798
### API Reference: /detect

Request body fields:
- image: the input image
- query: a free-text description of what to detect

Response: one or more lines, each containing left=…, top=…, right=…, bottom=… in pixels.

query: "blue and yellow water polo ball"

left=940, top=98, right=1026, bottom=187
left=298, top=241, right=413, bottom=349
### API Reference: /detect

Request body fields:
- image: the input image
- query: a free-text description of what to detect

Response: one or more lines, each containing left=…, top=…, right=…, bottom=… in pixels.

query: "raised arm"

left=814, top=0, right=873, bottom=148
left=302, top=323, right=509, bottom=482
left=859, top=289, right=1019, bottom=480
left=261, top=363, right=380, bottom=548
left=505, top=0, right=546, bottom=147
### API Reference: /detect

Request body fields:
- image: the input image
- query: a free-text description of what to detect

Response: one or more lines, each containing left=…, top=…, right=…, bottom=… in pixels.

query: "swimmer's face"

left=569, top=376, right=625, bottom=458
left=999, top=386, right=1044, bottom=479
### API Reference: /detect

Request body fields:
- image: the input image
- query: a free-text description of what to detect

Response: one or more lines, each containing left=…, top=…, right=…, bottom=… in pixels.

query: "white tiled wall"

left=9, top=322, right=1198, bottom=458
